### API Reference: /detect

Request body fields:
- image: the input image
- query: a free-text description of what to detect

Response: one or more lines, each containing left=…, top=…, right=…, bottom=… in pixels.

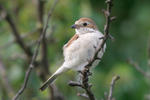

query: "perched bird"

left=40, top=17, right=106, bottom=91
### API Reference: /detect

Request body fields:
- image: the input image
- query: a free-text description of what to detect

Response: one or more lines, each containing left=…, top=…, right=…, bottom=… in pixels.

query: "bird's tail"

left=40, top=65, right=68, bottom=91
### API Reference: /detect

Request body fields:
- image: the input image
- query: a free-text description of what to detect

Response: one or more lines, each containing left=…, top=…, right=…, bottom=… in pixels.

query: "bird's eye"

left=83, top=23, right=87, bottom=26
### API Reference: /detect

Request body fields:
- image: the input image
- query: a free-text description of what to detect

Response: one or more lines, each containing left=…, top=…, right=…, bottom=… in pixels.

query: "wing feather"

left=63, top=34, right=79, bottom=49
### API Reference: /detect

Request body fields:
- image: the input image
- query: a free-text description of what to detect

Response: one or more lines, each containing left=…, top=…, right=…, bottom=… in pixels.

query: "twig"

left=0, top=5, right=33, bottom=59
left=0, top=26, right=56, bottom=62
left=49, top=84, right=64, bottom=100
left=82, top=68, right=95, bottom=100
left=0, top=26, right=56, bottom=51
left=37, top=0, right=49, bottom=74
left=12, top=0, right=59, bottom=100
left=85, top=0, right=115, bottom=68
left=37, top=0, right=64, bottom=100
left=108, top=75, right=120, bottom=100
left=68, top=81, right=83, bottom=88
left=128, top=59, right=150, bottom=79
left=77, top=93, right=89, bottom=99
left=68, top=0, right=115, bottom=100
left=147, top=38, right=150, bottom=67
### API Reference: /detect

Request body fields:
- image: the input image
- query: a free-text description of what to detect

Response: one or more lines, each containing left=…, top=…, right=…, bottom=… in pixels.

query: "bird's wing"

left=63, top=34, right=79, bottom=49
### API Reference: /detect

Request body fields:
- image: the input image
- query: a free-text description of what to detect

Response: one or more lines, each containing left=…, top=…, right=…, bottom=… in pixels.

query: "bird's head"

left=71, top=17, right=98, bottom=34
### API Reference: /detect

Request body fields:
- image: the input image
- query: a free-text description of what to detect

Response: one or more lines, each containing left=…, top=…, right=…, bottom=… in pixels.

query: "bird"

left=40, top=17, right=106, bottom=91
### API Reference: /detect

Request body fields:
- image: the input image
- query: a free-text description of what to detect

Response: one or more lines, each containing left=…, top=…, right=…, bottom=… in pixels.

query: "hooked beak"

left=71, top=24, right=78, bottom=29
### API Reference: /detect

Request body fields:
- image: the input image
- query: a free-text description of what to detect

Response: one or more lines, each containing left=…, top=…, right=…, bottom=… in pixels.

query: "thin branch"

left=82, top=68, right=95, bottom=100
left=12, top=0, right=59, bottom=100
left=37, top=0, right=49, bottom=75
left=49, top=84, right=64, bottom=100
left=108, top=75, right=120, bottom=100
left=128, top=59, right=150, bottom=79
left=68, top=81, right=83, bottom=88
left=77, top=93, right=89, bottom=99
left=68, top=0, right=115, bottom=100
left=147, top=37, right=150, bottom=67
left=0, top=26, right=56, bottom=62
left=86, top=0, right=114, bottom=68
left=0, top=26, right=56, bottom=51
left=37, top=0, right=64, bottom=100
left=0, top=5, right=33, bottom=59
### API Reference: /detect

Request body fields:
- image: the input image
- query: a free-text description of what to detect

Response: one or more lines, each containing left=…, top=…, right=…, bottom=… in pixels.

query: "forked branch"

left=12, top=0, right=59, bottom=100
left=68, top=0, right=115, bottom=100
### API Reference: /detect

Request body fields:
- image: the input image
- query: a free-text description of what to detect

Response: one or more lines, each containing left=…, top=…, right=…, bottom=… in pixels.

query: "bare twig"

left=128, top=59, right=150, bottom=79
left=0, top=26, right=56, bottom=51
left=82, top=68, right=95, bottom=100
left=49, top=84, right=64, bottom=100
left=37, top=0, right=49, bottom=74
left=0, top=58, right=14, bottom=98
left=68, top=0, right=115, bottom=100
left=12, top=0, right=59, bottom=100
left=77, top=93, right=89, bottom=99
left=108, top=75, right=120, bottom=100
left=68, top=81, right=83, bottom=88
left=85, top=0, right=114, bottom=68
left=147, top=38, right=150, bottom=67
left=37, top=0, right=64, bottom=100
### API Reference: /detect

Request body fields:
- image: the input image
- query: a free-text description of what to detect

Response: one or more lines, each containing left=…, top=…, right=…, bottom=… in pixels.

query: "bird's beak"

left=71, top=24, right=78, bottom=29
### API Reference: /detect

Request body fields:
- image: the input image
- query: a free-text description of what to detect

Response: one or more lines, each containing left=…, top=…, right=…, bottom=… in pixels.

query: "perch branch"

left=12, top=0, right=59, bottom=100
left=69, top=0, right=115, bottom=100
left=128, top=59, right=150, bottom=79
left=108, top=75, right=120, bottom=100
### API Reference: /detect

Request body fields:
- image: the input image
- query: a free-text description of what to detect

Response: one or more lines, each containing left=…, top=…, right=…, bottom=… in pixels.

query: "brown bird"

left=40, top=17, right=106, bottom=91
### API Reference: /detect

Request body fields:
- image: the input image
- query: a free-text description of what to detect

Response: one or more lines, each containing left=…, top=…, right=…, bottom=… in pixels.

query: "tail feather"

left=40, top=66, right=69, bottom=91
left=40, top=74, right=58, bottom=91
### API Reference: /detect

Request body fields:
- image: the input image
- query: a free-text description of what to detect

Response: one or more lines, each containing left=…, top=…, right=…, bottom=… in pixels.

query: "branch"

left=108, top=75, right=120, bottom=100
left=85, top=0, right=115, bottom=68
left=37, top=0, right=49, bottom=74
left=0, top=26, right=56, bottom=51
left=12, top=0, right=59, bottom=100
left=37, top=0, right=64, bottom=100
left=68, top=0, right=115, bottom=100
left=147, top=38, right=150, bottom=67
left=0, top=5, right=32, bottom=59
left=128, top=59, right=150, bottom=79
left=77, top=93, right=89, bottom=99
left=82, top=68, right=95, bottom=100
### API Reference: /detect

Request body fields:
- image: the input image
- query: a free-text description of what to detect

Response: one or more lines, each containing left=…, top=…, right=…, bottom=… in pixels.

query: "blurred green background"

left=0, top=0, right=150, bottom=100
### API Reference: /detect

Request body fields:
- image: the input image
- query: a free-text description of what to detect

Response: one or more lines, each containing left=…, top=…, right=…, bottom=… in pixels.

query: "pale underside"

left=63, top=31, right=106, bottom=71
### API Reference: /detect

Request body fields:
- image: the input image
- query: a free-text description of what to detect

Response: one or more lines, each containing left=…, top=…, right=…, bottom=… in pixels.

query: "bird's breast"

left=64, top=32, right=104, bottom=61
